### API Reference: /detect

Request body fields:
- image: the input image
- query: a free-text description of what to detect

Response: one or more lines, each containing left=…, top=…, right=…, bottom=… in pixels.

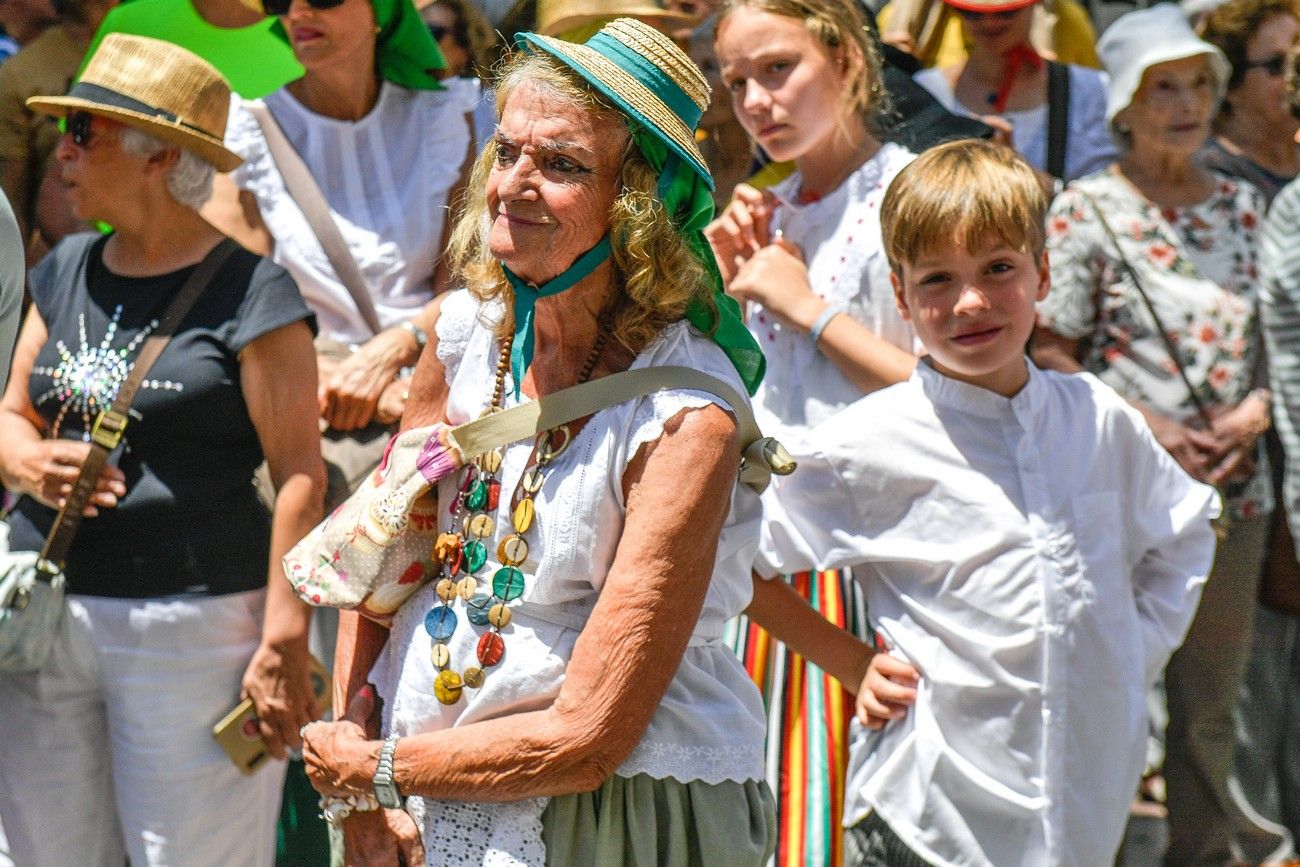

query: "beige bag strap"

left=445, top=366, right=795, bottom=492
left=246, top=101, right=384, bottom=337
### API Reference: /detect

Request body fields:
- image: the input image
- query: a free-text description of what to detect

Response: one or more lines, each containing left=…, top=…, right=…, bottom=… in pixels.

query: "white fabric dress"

left=370, top=290, right=767, bottom=866
left=225, top=79, right=478, bottom=342
left=750, top=142, right=917, bottom=445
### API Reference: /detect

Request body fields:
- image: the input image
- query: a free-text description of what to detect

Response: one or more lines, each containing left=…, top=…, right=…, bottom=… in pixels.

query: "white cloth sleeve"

left=1262, top=182, right=1300, bottom=543
left=1113, top=392, right=1221, bottom=687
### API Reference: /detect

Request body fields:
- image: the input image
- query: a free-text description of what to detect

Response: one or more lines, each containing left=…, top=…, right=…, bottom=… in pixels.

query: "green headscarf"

left=271, top=0, right=446, bottom=91
left=514, top=24, right=766, bottom=396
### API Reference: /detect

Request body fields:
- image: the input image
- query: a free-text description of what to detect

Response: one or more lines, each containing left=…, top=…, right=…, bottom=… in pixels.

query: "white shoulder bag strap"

left=446, top=366, right=796, bottom=493
left=246, top=101, right=384, bottom=336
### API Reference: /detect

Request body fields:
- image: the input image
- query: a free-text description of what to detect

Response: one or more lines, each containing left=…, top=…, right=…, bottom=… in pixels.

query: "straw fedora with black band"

left=28, top=33, right=242, bottom=172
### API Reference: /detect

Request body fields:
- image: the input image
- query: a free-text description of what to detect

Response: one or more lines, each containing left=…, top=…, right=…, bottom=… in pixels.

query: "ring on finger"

left=299, top=721, right=317, bottom=739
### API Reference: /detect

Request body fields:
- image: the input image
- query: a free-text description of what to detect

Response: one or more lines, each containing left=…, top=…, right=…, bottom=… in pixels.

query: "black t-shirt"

left=8, top=233, right=316, bottom=598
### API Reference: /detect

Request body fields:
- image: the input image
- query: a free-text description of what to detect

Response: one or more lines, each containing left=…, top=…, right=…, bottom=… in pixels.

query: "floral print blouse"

left=1037, top=169, right=1270, bottom=519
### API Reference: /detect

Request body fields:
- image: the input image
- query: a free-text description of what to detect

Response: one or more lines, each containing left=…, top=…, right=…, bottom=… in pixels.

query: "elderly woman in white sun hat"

left=1032, top=6, right=1272, bottom=864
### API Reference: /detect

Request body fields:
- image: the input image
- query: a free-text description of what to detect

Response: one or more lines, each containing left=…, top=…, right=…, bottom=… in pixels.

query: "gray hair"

left=117, top=127, right=215, bottom=211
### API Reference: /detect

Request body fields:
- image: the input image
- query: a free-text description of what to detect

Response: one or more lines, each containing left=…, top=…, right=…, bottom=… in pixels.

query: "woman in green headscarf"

left=299, top=17, right=774, bottom=867
left=206, top=0, right=477, bottom=505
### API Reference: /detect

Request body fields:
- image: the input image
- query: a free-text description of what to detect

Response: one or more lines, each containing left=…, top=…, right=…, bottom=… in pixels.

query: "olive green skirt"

left=542, top=774, right=776, bottom=867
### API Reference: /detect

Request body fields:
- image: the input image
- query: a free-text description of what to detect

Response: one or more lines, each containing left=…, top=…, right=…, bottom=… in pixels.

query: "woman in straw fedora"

left=205, top=0, right=478, bottom=510
left=0, top=34, right=324, bottom=867
left=299, top=17, right=776, bottom=867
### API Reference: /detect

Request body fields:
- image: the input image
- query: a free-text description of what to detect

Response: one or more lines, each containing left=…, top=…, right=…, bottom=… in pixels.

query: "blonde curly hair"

left=447, top=50, right=719, bottom=356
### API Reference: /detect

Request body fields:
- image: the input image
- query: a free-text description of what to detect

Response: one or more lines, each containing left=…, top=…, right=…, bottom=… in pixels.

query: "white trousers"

left=0, top=591, right=285, bottom=867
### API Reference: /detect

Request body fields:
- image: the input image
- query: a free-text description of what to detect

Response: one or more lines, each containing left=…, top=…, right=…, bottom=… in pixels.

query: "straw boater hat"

left=516, top=17, right=711, bottom=185
left=27, top=33, right=242, bottom=172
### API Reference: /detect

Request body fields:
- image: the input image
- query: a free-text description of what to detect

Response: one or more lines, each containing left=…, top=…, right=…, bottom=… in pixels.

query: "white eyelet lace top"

left=369, top=290, right=767, bottom=865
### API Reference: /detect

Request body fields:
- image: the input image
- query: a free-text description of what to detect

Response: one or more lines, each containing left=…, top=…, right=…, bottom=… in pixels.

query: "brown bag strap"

left=246, top=101, right=384, bottom=337
left=37, top=238, right=240, bottom=571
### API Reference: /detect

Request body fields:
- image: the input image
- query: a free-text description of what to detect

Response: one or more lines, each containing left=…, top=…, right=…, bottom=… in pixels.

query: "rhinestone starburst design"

left=32, top=306, right=182, bottom=441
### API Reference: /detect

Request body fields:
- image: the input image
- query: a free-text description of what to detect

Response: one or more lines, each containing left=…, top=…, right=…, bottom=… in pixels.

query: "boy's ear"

left=890, top=269, right=913, bottom=321
left=1035, top=250, right=1051, bottom=303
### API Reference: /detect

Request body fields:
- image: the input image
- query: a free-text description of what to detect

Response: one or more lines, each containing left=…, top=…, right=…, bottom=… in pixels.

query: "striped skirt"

left=726, top=569, right=870, bottom=867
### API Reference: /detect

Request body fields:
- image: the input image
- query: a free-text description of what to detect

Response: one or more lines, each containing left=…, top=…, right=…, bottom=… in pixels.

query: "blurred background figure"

left=878, top=0, right=1099, bottom=69
left=911, top=0, right=1113, bottom=184
left=498, top=0, right=692, bottom=43
left=1250, top=48, right=1300, bottom=864
left=687, top=13, right=757, bottom=208
left=417, top=0, right=499, bottom=148
left=1033, top=7, right=1273, bottom=864
left=0, top=0, right=116, bottom=259
left=0, top=0, right=56, bottom=61
left=1198, top=0, right=1300, bottom=203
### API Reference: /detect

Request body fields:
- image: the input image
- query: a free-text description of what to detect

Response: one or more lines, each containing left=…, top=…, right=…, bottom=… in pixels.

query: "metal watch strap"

left=373, top=734, right=402, bottom=809
left=37, top=238, right=239, bottom=571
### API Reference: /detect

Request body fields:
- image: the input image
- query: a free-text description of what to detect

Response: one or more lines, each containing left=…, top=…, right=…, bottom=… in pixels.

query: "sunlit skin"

left=421, top=3, right=469, bottom=77
left=958, top=6, right=1034, bottom=58
left=892, top=239, right=1049, bottom=398
left=714, top=6, right=854, bottom=166
left=486, top=82, right=628, bottom=286
left=1121, top=55, right=1218, bottom=160
left=281, top=0, right=376, bottom=70
left=55, top=115, right=139, bottom=225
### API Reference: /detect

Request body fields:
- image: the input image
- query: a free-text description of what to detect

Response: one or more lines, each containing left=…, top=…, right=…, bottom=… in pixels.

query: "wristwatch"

left=398, top=320, right=427, bottom=351
left=372, top=734, right=402, bottom=809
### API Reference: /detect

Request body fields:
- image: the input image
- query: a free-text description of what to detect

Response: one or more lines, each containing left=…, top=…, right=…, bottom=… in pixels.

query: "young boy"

left=748, top=140, right=1219, bottom=867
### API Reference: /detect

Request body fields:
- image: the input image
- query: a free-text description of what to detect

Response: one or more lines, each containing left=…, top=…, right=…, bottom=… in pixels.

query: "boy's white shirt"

left=755, top=359, right=1219, bottom=867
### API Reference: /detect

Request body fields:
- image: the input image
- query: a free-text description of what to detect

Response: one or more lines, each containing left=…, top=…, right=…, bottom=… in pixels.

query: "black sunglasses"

left=65, top=111, right=95, bottom=147
left=260, top=0, right=345, bottom=17
left=1244, top=52, right=1288, bottom=77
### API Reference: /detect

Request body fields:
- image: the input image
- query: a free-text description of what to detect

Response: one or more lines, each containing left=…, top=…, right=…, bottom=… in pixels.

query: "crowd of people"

left=0, top=0, right=1297, bottom=865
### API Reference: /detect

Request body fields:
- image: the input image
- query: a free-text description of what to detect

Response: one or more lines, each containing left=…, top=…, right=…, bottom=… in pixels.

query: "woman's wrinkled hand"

left=341, top=807, right=426, bottom=867
left=374, top=378, right=410, bottom=427
left=303, top=686, right=380, bottom=797
left=856, top=652, right=920, bottom=730
left=1147, top=413, right=1224, bottom=482
left=321, top=329, right=414, bottom=431
left=704, top=184, right=777, bottom=285
left=241, top=638, right=319, bottom=760
left=11, top=439, right=126, bottom=516
left=727, top=238, right=825, bottom=333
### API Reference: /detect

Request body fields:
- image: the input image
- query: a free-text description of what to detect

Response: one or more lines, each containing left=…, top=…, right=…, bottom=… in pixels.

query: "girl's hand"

left=728, top=238, right=826, bottom=333
left=705, top=184, right=776, bottom=285
left=856, top=652, right=920, bottom=730
left=11, top=439, right=126, bottom=515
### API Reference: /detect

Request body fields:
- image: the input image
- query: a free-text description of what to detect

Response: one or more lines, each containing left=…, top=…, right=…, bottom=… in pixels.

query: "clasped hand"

left=12, top=439, right=125, bottom=516
left=319, top=328, right=414, bottom=431
left=1151, top=397, right=1267, bottom=486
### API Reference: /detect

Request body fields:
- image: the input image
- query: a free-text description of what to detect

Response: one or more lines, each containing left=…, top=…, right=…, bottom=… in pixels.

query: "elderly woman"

left=301, top=17, right=774, bottom=867
left=911, top=0, right=1113, bottom=183
left=1200, top=0, right=1300, bottom=204
left=0, top=35, right=323, bottom=866
left=1032, top=6, right=1272, bottom=865
left=205, top=0, right=476, bottom=501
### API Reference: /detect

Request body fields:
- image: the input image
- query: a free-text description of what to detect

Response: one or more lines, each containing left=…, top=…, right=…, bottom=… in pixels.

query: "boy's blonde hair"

left=881, top=140, right=1048, bottom=274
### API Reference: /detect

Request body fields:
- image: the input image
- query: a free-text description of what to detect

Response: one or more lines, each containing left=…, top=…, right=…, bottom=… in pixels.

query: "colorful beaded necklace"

left=423, top=328, right=608, bottom=705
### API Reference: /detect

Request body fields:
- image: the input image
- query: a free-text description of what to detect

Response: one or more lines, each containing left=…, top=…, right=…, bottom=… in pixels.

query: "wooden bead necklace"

left=424, top=328, right=608, bottom=705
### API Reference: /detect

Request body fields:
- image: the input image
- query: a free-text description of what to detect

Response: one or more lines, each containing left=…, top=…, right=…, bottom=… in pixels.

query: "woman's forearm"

left=745, top=571, right=873, bottom=691
left=334, top=612, right=390, bottom=734
left=0, top=412, right=42, bottom=493
left=262, top=470, right=324, bottom=647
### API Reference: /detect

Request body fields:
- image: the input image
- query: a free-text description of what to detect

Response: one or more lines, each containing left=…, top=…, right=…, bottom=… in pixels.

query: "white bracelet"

left=808, top=305, right=843, bottom=346
left=319, top=793, right=381, bottom=826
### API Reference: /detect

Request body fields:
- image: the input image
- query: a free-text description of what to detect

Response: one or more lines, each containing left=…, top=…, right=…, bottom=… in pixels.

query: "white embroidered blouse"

left=750, top=142, right=917, bottom=443
left=225, top=79, right=478, bottom=343
left=370, top=290, right=768, bottom=865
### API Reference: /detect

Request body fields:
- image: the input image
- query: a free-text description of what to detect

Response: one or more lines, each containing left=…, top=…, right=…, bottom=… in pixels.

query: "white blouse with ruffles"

left=225, top=79, right=478, bottom=343
left=751, top=142, right=917, bottom=444
left=370, top=289, right=767, bottom=865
